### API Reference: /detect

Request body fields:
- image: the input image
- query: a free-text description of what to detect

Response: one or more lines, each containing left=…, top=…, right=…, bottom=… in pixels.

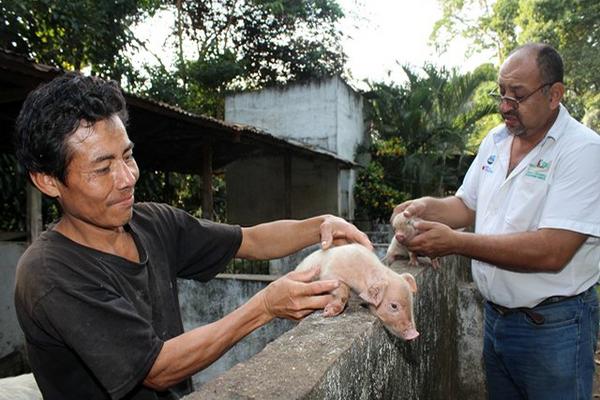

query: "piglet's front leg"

left=409, top=252, right=440, bottom=269
left=408, top=251, right=419, bottom=267
left=323, top=282, right=351, bottom=317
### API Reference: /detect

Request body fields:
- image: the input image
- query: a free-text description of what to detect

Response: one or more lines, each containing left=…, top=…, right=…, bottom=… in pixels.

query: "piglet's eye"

left=390, top=303, right=398, bottom=310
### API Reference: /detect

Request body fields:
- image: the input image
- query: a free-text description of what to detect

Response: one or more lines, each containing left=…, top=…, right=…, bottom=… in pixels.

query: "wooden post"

left=284, top=154, right=292, bottom=218
left=202, top=143, right=214, bottom=220
left=26, top=182, right=42, bottom=244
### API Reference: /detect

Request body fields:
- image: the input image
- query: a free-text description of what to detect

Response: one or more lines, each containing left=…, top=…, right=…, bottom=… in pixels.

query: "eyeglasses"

left=489, top=82, right=554, bottom=110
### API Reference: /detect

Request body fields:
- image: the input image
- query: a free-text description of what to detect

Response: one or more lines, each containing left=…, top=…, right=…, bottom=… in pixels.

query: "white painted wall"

left=225, top=77, right=366, bottom=162
left=225, top=77, right=366, bottom=222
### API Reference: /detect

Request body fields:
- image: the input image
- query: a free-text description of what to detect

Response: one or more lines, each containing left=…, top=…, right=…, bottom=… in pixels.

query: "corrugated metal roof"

left=0, top=49, right=355, bottom=172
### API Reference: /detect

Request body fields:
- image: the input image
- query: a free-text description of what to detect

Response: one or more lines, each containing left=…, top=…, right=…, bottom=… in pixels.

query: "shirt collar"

left=492, top=103, right=568, bottom=145
left=544, top=103, right=568, bottom=142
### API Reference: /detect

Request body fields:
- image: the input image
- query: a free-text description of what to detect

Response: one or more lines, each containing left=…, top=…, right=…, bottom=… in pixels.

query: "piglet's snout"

left=402, top=327, right=420, bottom=341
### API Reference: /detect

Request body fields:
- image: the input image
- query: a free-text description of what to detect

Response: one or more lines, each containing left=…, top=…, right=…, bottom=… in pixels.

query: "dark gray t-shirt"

left=14, top=202, right=242, bottom=400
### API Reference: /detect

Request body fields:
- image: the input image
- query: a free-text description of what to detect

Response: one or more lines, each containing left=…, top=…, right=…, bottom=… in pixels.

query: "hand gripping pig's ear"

left=400, top=273, right=417, bottom=293
left=359, top=280, right=388, bottom=307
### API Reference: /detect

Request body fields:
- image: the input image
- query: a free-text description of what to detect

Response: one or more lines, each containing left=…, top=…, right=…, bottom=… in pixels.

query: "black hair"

left=14, top=72, right=128, bottom=184
left=511, top=43, right=564, bottom=85
left=536, top=44, right=564, bottom=85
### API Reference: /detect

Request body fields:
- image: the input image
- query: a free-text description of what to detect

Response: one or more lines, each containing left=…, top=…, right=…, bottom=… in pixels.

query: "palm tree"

left=363, top=63, right=498, bottom=201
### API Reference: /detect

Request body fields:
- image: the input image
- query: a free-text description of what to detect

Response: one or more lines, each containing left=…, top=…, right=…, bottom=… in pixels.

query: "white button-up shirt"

left=456, top=105, right=600, bottom=308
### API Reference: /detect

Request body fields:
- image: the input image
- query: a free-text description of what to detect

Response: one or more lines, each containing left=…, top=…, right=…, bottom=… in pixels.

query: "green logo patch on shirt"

left=525, top=159, right=551, bottom=180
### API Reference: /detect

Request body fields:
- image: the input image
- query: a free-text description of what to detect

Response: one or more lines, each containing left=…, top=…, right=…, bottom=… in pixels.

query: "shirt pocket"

left=504, top=176, right=549, bottom=232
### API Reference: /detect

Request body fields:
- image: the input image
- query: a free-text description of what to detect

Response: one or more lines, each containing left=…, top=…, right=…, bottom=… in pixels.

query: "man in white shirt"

left=392, top=43, right=600, bottom=399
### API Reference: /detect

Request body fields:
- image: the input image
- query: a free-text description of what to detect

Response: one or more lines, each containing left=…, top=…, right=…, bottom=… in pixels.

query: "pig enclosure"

left=180, top=254, right=486, bottom=399
left=1, top=246, right=486, bottom=399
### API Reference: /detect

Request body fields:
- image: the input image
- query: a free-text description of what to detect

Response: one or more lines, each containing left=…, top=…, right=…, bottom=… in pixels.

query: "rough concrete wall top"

left=185, top=256, right=483, bottom=400
left=224, top=77, right=365, bottom=161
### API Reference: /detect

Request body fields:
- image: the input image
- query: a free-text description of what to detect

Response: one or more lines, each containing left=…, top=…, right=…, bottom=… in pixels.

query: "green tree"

left=363, top=63, right=497, bottom=196
left=431, top=0, right=600, bottom=123
left=141, top=0, right=347, bottom=117
left=354, top=161, right=408, bottom=223
left=0, top=0, right=160, bottom=83
left=354, top=63, right=497, bottom=222
left=173, top=0, right=346, bottom=87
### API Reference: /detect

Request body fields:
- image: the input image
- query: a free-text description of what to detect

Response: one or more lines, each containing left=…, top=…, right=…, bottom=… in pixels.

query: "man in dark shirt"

left=13, top=72, right=372, bottom=400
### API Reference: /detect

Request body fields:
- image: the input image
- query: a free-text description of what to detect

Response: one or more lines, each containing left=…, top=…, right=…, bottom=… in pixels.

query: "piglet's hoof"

left=323, top=302, right=345, bottom=317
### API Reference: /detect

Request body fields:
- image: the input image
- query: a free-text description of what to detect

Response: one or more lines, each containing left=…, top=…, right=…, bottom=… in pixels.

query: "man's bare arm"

left=392, top=196, right=475, bottom=229
left=237, top=215, right=372, bottom=260
left=408, top=221, right=587, bottom=273
left=143, top=267, right=338, bottom=390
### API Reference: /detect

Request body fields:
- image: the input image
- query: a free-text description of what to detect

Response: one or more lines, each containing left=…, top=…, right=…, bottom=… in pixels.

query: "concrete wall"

left=225, top=156, right=341, bottom=226
left=178, top=274, right=296, bottom=388
left=225, top=77, right=366, bottom=161
left=224, top=76, right=367, bottom=223
left=184, top=256, right=486, bottom=400
left=1, top=243, right=487, bottom=398
left=0, top=242, right=28, bottom=377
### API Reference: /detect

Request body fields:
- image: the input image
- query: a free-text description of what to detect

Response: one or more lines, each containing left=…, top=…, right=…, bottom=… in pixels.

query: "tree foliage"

left=172, top=0, right=346, bottom=87
left=354, top=161, right=408, bottom=223
left=431, top=0, right=600, bottom=126
left=0, top=0, right=160, bottom=82
left=355, top=63, right=498, bottom=222
left=141, top=0, right=347, bottom=117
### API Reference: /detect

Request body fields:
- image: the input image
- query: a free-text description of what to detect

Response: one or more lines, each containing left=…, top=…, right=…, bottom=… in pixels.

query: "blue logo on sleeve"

left=486, top=154, right=496, bottom=165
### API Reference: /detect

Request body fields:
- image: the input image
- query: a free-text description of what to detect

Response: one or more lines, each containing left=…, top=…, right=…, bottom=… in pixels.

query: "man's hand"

left=319, top=215, right=372, bottom=251
left=260, top=265, right=340, bottom=321
left=391, top=198, right=428, bottom=223
left=391, top=196, right=474, bottom=231
left=405, top=220, right=459, bottom=258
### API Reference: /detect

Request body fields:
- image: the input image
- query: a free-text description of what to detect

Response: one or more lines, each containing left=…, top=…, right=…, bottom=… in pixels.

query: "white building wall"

left=334, top=78, right=366, bottom=162
left=225, top=77, right=366, bottom=160
left=224, top=77, right=366, bottom=222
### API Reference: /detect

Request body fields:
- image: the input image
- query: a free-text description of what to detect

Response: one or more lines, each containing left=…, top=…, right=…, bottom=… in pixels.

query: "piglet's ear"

left=359, top=280, right=388, bottom=307
left=400, top=273, right=417, bottom=293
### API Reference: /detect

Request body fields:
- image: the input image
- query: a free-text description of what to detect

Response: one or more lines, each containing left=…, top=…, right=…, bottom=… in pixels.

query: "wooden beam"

left=202, top=143, right=214, bottom=220
left=26, top=183, right=42, bottom=244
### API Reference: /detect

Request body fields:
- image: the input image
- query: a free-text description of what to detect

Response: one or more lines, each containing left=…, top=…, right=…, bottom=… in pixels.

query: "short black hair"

left=512, top=43, right=564, bottom=85
left=14, top=72, right=128, bottom=184
left=536, top=44, right=563, bottom=84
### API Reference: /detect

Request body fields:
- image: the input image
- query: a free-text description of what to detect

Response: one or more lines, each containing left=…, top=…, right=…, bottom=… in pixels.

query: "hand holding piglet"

left=385, top=212, right=441, bottom=268
left=404, top=220, right=460, bottom=260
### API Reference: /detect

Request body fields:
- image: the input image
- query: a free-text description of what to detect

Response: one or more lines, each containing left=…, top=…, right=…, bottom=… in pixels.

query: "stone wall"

left=0, top=242, right=29, bottom=377
left=1, top=247, right=486, bottom=398
left=178, top=274, right=296, bottom=388
left=185, top=255, right=485, bottom=399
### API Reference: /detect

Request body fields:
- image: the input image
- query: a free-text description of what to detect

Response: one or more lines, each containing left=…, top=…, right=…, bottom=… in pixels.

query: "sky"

left=131, top=1, right=496, bottom=88
left=337, top=0, right=496, bottom=87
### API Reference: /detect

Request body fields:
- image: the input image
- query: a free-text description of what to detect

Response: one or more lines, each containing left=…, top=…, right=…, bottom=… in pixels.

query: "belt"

left=488, top=303, right=546, bottom=325
left=488, top=291, right=586, bottom=326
